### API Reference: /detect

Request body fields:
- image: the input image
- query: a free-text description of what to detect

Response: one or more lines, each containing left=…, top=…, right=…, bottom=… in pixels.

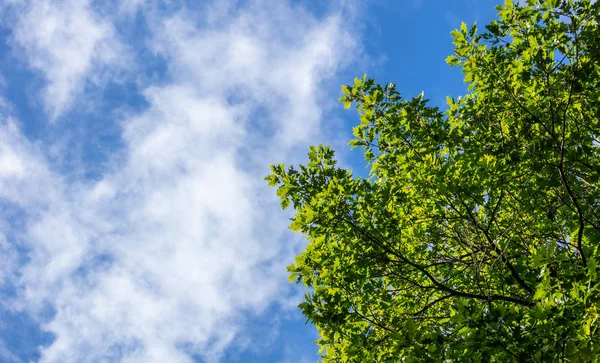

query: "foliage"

left=267, top=0, right=600, bottom=361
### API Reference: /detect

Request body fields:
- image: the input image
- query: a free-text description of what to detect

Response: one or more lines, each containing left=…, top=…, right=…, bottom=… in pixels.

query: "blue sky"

left=0, top=0, right=500, bottom=362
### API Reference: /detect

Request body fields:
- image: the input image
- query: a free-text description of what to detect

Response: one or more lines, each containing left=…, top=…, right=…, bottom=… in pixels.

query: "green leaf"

left=265, top=1, right=600, bottom=360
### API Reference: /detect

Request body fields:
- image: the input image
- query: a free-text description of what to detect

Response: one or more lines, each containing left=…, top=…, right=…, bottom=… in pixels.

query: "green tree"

left=267, top=0, right=600, bottom=361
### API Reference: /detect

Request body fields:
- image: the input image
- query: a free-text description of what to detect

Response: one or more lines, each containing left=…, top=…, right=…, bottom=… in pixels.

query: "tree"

left=267, top=0, right=600, bottom=361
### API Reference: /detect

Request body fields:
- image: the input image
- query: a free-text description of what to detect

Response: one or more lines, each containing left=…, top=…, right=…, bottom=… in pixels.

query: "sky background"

left=0, top=0, right=500, bottom=362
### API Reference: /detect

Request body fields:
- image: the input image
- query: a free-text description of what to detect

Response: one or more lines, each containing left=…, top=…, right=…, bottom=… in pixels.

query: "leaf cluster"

left=267, top=0, right=600, bottom=361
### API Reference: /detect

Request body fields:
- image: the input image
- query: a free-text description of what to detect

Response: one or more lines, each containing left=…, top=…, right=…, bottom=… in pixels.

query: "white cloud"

left=0, top=339, right=20, bottom=363
left=150, top=2, right=355, bottom=146
left=0, top=0, right=359, bottom=362
left=0, top=117, right=61, bottom=208
left=8, top=0, right=127, bottom=119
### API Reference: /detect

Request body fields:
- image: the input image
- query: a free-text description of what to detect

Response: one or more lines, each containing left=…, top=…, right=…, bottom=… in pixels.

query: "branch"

left=342, top=216, right=532, bottom=306
left=556, top=24, right=588, bottom=267
left=411, top=294, right=454, bottom=316
left=459, top=202, right=534, bottom=295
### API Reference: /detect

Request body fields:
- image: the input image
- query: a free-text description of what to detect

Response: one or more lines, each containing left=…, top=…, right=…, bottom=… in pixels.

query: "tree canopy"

left=267, top=0, right=600, bottom=361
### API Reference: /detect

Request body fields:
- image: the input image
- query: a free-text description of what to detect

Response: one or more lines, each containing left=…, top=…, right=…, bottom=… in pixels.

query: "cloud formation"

left=0, top=0, right=358, bottom=362
left=8, top=0, right=127, bottom=119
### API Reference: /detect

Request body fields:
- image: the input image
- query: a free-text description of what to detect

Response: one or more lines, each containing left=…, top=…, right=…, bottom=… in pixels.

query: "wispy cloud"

left=7, top=0, right=127, bottom=120
left=0, top=0, right=359, bottom=362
